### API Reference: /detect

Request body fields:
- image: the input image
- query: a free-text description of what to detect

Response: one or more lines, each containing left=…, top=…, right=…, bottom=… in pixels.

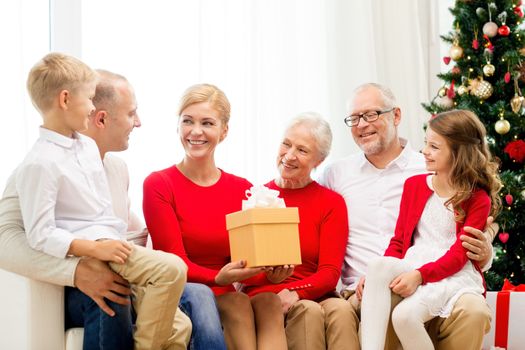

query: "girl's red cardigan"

left=384, top=174, right=490, bottom=290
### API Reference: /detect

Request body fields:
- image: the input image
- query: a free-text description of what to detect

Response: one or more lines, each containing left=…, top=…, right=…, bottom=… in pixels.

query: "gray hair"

left=350, top=82, right=397, bottom=110
left=285, top=112, right=332, bottom=161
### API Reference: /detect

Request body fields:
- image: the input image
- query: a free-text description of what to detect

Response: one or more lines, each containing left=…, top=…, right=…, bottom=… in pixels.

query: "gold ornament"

left=483, top=63, right=495, bottom=77
left=438, top=87, right=447, bottom=97
left=510, top=94, right=524, bottom=113
left=495, top=118, right=511, bottom=134
left=450, top=44, right=464, bottom=61
left=457, top=85, right=468, bottom=96
left=472, top=80, right=493, bottom=99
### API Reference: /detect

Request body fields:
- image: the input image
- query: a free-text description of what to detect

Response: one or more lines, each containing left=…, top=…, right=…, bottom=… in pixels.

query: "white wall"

left=1, top=0, right=456, bottom=219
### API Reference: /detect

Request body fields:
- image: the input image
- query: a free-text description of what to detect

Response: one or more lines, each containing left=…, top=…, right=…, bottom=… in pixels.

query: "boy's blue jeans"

left=65, top=282, right=226, bottom=350
left=65, top=286, right=134, bottom=350
left=179, top=283, right=227, bottom=350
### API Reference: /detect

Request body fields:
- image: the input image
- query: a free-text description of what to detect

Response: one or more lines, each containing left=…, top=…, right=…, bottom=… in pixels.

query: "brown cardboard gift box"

left=226, top=207, right=302, bottom=267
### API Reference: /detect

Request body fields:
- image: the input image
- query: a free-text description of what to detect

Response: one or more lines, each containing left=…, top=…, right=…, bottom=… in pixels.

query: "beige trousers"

left=284, top=297, right=357, bottom=350
left=109, top=244, right=189, bottom=350
left=336, top=290, right=491, bottom=350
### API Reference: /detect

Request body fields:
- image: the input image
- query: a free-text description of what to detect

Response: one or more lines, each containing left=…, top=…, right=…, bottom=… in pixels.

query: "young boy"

left=16, top=52, right=187, bottom=350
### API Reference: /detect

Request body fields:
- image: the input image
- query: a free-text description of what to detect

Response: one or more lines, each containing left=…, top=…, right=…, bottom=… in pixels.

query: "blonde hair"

left=429, top=109, right=502, bottom=221
left=178, top=83, right=231, bottom=125
left=27, top=52, right=97, bottom=113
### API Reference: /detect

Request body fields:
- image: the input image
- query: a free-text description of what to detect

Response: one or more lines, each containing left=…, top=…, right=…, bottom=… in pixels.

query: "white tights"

left=361, top=256, right=435, bottom=350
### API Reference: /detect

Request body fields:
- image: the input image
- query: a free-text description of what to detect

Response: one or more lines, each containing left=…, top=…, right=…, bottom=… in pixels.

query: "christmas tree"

left=423, top=0, right=525, bottom=290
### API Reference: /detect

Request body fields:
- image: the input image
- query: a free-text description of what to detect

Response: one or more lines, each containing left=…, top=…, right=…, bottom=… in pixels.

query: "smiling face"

left=277, top=123, right=322, bottom=185
left=104, top=82, right=141, bottom=152
left=349, top=86, right=399, bottom=157
left=64, top=80, right=97, bottom=134
left=178, top=101, right=228, bottom=160
left=422, top=126, right=452, bottom=175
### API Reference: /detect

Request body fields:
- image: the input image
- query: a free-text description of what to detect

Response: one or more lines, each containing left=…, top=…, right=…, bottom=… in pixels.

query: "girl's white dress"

left=402, top=176, right=484, bottom=317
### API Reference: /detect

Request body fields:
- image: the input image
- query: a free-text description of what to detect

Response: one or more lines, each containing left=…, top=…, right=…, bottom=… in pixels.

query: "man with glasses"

left=319, top=83, right=495, bottom=350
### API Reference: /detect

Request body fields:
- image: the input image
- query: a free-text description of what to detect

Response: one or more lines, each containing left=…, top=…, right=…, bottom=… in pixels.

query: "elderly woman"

left=143, top=84, right=287, bottom=350
left=243, top=112, right=351, bottom=350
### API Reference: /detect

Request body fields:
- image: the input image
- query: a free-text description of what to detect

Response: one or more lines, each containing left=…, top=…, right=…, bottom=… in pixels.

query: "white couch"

left=0, top=232, right=149, bottom=350
left=0, top=268, right=83, bottom=350
left=0, top=266, right=501, bottom=350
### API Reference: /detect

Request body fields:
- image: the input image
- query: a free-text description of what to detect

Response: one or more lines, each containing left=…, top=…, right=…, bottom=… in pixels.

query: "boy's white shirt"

left=15, top=128, right=126, bottom=258
left=0, top=142, right=146, bottom=286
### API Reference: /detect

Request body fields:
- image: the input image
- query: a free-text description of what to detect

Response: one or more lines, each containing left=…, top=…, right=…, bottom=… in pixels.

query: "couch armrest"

left=0, top=268, right=65, bottom=350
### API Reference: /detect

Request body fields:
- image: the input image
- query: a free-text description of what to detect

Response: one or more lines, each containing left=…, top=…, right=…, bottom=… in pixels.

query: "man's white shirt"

left=318, top=139, right=425, bottom=290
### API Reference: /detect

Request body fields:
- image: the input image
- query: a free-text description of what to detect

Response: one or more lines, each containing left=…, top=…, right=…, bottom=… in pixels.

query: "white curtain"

left=0, top=0, right=49, bottom=191
left=0, top=0, right=449, bottom=218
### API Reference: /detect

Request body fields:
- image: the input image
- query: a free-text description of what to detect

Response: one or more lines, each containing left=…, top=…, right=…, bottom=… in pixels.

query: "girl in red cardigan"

left=360, top=110, right=501, bottom=350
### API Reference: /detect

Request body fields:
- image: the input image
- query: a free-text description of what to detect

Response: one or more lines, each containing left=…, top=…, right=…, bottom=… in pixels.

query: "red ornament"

left=443, top=56, right=451, bottom=65
left=447, top=80, right=456, bottom=99
left=499, top=232, right=509, bottom=244
left=505, top=71, right=511, bottom=83
left=498, top=25, right=511, bottom=36
left=451, top=66, right=461, bottom=75
left=514, top=6, right=524, bottom=18
left=472, top=39, right=479, bottom=50
left=483, top=35, right=494, bottom=52
left=504, top=140, right=525, bottom=163
left=505, top=194, right=514, bottom=206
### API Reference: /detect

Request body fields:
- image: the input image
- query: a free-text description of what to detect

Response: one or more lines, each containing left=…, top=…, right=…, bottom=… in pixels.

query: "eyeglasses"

left=344, top=108, right=395, bottom=127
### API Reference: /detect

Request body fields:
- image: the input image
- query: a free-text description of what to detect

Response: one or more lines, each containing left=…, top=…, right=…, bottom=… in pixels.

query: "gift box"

left=226, top=207, right=302, bottom=267
left=482, top=280, right=525, bottom=350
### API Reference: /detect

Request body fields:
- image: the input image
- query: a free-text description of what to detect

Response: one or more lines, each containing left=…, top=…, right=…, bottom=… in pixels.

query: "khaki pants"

left=337, top=290, right=491, bottom=350
left=284, top=297, right=357, bottom=350
left=110, top=244, right=189, bottom=350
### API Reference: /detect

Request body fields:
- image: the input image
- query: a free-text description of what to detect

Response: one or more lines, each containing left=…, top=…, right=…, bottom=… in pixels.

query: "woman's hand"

left=266, top=265, right=295, bottom=284
left=277, top=288, right=299, bottom=314
left=214, top=260, right=265, bottom=286
left=461, top=216, right=496, bottom=269
left=389, top=270, right=422, bottom=297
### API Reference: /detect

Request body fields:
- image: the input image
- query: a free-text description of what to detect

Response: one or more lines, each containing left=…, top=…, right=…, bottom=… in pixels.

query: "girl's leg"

left=361, top=256, right=411, bottom=350
left=250, top=292, right=287, bottom=350
left=392, top=295, right=434, bottom=350
left=216, top=292, right=257, bottom=350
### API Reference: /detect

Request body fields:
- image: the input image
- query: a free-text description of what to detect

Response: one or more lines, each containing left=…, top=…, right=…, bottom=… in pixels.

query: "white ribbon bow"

left=242, top=185, right=286, bottom=210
